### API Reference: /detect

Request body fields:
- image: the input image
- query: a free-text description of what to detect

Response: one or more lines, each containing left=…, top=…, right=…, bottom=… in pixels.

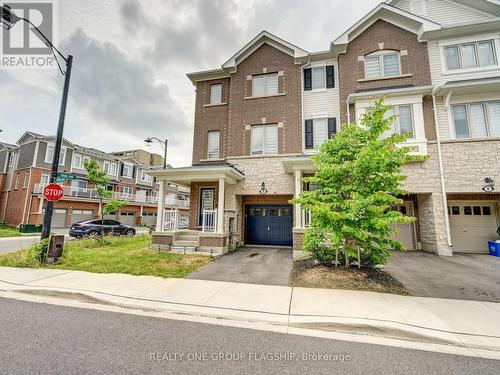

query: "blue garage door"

left=246, top=205, right=293, bottom=246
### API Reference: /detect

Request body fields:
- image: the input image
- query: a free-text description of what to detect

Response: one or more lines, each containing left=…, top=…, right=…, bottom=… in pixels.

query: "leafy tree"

left=292, top=98, right=423, bottom=268
left=84, top=160, right=128, bottom=240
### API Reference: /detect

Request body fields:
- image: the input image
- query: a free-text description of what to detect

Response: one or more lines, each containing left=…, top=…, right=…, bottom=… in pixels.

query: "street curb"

left=2, top=281, right=500, bottom=358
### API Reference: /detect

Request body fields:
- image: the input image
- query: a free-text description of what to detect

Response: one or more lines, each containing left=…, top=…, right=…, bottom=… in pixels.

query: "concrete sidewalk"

left=1, top=267, right=500, bottom=360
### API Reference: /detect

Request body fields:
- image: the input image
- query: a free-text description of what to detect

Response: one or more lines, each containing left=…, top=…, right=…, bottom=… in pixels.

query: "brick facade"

left=339, top=20, right=432, bottom=124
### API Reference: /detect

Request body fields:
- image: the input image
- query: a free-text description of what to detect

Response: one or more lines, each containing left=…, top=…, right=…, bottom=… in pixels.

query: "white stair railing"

left=202, top=209, right=217, bottom=232
left=303, top=209, right=312, bottom=227
left=164, top=209, right=178, bottom=231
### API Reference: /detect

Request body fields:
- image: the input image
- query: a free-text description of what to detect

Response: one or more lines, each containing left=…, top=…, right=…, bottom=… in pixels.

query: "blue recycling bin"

left=488, top=241, right=500, bottom=257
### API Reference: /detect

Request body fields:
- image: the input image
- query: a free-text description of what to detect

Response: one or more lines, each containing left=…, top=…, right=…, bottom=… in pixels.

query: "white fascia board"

left=222, top=31, right=308, bottom=70
left=331, top=4, right=441, bottom=49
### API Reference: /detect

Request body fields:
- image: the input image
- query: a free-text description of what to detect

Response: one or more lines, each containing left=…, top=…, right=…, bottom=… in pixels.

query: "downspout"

left=346, top=95, right=351, bottom=124
left=431, top=86, right=453, bottom=251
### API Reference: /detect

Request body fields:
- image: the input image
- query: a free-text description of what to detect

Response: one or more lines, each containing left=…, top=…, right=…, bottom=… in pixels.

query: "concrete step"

left=176, top=235, right=199, bottom=241
left=172, top=240, right=198, bottom=247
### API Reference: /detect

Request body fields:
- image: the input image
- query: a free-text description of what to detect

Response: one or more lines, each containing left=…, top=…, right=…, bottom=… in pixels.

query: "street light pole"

left=40, top=55, right=73, bottom=239
left=2, top=5, right=74, bottom=241
left=144, top=137, right=168, bottom=169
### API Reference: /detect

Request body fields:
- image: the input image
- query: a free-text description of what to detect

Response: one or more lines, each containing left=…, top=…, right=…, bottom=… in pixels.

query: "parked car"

left=69, top=219, right=136, bottom=238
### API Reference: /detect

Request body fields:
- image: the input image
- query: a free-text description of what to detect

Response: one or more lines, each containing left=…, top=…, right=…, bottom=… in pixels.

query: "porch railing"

left=202, top=209, right=217, bottom=232
left=33, top=183, right=190, bottom=207
left=303, top=209, right=312, bottom=227
left=163, top=209, right=190, bottom=231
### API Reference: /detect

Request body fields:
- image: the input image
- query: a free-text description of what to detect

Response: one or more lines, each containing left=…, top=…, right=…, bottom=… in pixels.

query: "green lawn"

left=0, top=235, right=213, bottom=278
left=0, top=224, right=20, bottom=238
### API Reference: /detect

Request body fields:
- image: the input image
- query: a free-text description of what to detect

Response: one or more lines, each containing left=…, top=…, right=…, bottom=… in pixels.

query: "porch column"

left=155, top=180, right=165, bottom=232
left=217, top=178, right=225, bottom=234
left=294, top=169, right=302, bottom=228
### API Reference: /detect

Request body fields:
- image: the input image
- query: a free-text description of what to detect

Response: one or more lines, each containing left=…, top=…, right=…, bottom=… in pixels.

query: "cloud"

left=60, top=28, right=190, bottom=150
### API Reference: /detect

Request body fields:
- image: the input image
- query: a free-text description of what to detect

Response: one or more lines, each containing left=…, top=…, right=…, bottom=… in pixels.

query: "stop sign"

left=43, top=184, right=65, bottom=201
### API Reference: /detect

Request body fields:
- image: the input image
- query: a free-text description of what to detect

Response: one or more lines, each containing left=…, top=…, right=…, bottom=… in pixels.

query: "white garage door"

left=142, top=212, right=157, bottom=226
left=72, top=209, right=94, bottom=224
left=51, top=209, right=67, bottom=228
left=449, top=202, right=498, bottom=253
left=119, top=212, right=136, bottom=226
left=390, top=202, right=417, bottom=250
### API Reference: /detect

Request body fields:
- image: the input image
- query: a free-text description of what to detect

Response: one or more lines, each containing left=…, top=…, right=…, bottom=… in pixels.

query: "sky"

left=0, top=0, right=381, bottom=167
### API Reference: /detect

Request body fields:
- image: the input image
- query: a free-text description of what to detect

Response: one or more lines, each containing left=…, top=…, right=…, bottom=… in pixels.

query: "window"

left=7, top=153, right=14, bottom=167
left=73, top=154, right=82, bottom=168
left=207, top=131, right=220, bottom=159
left=141, top=171, right=152, bottom=183
left=210, top=84, right=222, bottom=105
left=122, top=164, right=134, bottom=178
left=364, top=51, right=401, bottom=79
left=252, top=73, right=278, bottom=97
left=103, top=161, right=110, bottom=173
left=304, top=65, right=335, bottom=90
left=444, top=40, right=497, bottom=70
left=251, top=125, right=278, bottom=155
left=452, top=101, right=500, bottom=139
left=483, top=206, right=492, bottom=215
left=40, top=174, right=50, bottom=185
left=312, top=67, right=326, bottom=90
left=110, top=163, right=117, bottom=175
left=370, top=105, right=414, bottom=139
left=23, top=172, right=28, bottom=189
left=72, top=179, right=87, bottom=189
left=45, top=145, right=66, bottom=166
left=14, top=174, right=19, bottom=189
left=119, top=186, right=133, bottom=195
left=305, top=118, right=337, bottom=149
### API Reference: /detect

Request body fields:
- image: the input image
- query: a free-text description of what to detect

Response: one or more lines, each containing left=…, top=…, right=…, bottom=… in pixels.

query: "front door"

left=246, top=205, right=293, bottom=246
left=199, top=188, right=214, bottom=226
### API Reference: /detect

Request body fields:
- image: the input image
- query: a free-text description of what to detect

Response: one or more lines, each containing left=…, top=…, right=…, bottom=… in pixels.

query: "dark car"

left=69, top=219, right=136, bottom=238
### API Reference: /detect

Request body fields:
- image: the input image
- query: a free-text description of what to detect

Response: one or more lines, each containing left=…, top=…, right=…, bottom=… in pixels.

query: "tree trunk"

left=357, top=247, right=361, bottom=269
left=344, top=248, right=350, bottom=268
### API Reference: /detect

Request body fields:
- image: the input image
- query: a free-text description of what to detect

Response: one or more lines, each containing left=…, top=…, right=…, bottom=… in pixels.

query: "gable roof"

left=187, top=31, right=308, bottom=83
left=386, top=0, right=500, bottom=17
left=331, top=3, right=441, bottom=53
left=222, top=30, right=308, bottom=70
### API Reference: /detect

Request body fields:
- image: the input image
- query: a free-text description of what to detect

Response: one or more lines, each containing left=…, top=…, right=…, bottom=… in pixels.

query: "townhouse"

left=0, top=132, right=189, bottom=228
left=148, top=0, right=497, bottom=257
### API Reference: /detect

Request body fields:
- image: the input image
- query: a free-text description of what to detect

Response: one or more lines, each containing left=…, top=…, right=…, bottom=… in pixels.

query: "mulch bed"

left=290, top=259, right=409, bottom=295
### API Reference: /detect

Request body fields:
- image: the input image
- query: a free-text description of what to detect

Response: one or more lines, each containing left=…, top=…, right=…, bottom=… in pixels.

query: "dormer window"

left=364, top=51, right=401, bottom=80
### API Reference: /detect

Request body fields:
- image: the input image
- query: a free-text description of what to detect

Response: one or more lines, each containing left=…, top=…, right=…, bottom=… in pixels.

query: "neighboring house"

left=151, top=0, right=500, bottom=257
left=0, top=132, right=189, bottom=228
left=112, top=149, right=164, bottom=167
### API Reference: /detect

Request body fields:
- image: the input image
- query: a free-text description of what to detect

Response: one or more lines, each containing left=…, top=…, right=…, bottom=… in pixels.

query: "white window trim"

left=23, top=172, right=29, bottom=189
left=207, top=131, right=220, bottom=159
left=364, top=50, right=401, bottom=80
left=140, top=170, right=152, bottom=183
left=440, top=36, right=500, bottom=74
left=122, top=163, right=134, bottom=179
left=110, top=162, right=118, bottom=176
left=14, top=174, right=19, bottom=190
left=44, top=144, right=67, bottom=166
left=311, top=66, right=326, bottom=91
left=209, top=84, right=223, bottom=105
left=251, top=73, right=279, bottom=97
left=450, top=100, right=500, bottom=139
left=251, top=124, right=278, bottom=156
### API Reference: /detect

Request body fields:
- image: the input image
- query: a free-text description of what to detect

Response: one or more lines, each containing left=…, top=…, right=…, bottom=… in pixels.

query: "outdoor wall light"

left=259, top=182, right=268, bottom=194
left=483, top=177, right=495, bottom=192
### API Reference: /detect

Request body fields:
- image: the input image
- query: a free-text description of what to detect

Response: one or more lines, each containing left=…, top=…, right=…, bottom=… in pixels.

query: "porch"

left=148, top=163, right=245, bottom=255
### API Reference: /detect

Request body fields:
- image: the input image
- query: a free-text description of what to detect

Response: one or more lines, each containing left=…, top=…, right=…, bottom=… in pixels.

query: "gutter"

left=431, top=85, right=453, bottom=251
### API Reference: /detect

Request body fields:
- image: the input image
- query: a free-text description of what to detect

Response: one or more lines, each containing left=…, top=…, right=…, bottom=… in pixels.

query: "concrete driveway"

left=187, top=246, right=293, bottom=286
left=386, top=251, right=500, bottom=302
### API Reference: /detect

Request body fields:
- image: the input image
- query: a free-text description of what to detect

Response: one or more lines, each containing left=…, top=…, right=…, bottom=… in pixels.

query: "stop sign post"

left=43, top=184, right=64, bottom=202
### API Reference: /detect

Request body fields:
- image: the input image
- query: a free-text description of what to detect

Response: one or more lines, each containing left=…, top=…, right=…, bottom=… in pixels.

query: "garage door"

left=449, top=202, right=498, bottom=253
left=246, top=205, right=293, bottom=246
left=119, top=212, right=136, bottom=226
left=51, top=209, right=67, bottom=228
left=142, top=212, right=157, bottom=226
left=391, top=202, right=417, bottom=250
left=72, top=209, right=94, bottom=224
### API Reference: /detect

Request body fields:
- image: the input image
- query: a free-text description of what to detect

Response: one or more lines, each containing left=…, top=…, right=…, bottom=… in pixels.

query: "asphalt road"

left=0, top=298, right=498, bottom=375
left=0, top=236, right=40, bottom=254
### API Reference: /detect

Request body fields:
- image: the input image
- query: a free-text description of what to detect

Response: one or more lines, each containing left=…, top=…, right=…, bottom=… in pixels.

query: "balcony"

left=33, top=183, right=190, bottom=208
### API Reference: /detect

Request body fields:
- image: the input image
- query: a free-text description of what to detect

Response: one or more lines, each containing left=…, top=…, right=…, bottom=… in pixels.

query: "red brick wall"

left=192, top=78, right=230, bottom=164
left=339, top=20, right=432, bottom=125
